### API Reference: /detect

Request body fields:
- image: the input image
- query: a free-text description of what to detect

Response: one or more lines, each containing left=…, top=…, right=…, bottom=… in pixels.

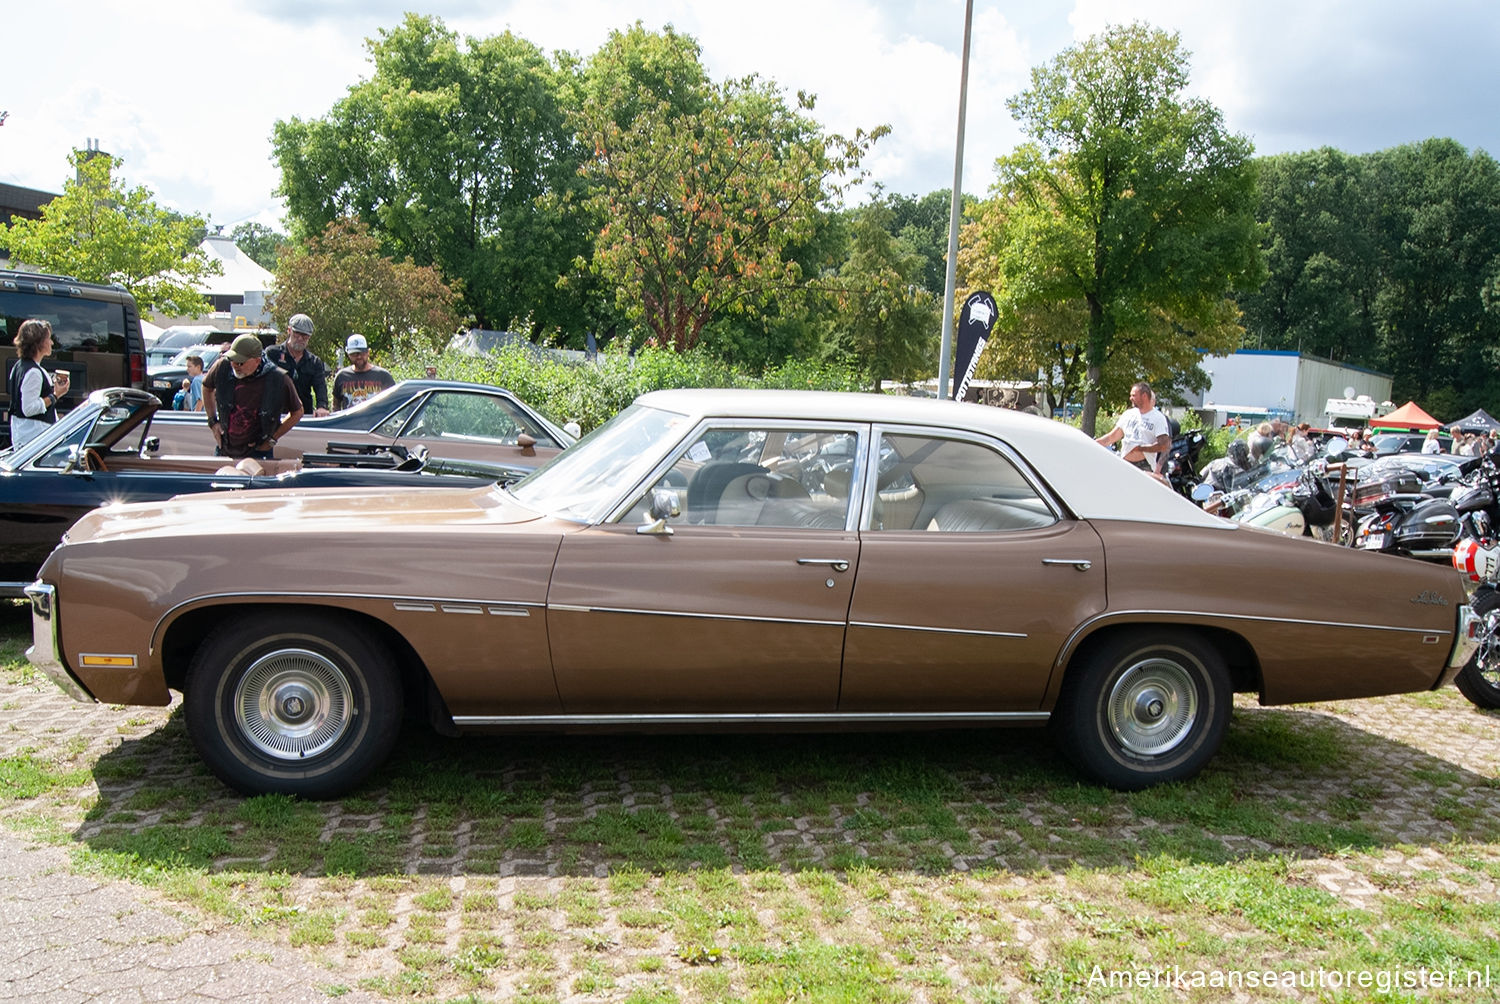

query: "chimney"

left=76, top=138, right=110, bottom=183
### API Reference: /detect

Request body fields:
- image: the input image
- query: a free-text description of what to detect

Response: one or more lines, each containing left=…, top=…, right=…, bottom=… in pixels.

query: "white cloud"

left=2, top=0, right=1495, bottom=232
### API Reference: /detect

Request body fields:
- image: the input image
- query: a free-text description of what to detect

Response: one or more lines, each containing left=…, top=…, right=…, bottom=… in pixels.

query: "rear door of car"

left=545, top=421, right=866, bottom=714
left=839, top=426, right=1107, bottom=711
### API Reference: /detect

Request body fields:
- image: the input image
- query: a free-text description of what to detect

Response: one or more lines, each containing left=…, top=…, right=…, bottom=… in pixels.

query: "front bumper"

left=1439, top=603, right=1481, bottom=688
left=22, top=582, right=95, bottom=703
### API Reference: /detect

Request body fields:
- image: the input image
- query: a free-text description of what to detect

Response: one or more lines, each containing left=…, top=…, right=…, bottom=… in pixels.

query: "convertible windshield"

left=507, top=404, right=689, bottom=522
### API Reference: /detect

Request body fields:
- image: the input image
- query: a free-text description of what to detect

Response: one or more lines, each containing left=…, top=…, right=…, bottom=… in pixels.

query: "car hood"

left=66, top=483, right=549, bottom=547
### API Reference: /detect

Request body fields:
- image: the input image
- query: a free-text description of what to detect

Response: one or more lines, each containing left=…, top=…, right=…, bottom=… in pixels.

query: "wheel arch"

left=1052, top=618, right=1262, bottom=706
left=160, top=600, right=445, bottom=725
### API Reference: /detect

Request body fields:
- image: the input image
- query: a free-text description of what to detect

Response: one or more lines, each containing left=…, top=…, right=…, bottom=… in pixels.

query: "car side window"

left=623, top=426, right=857, bottom=529
left=873, top=433, right=1056, bottom=532
left=401, top=393, right=557, bottom=447
left=375, top=397, right=422, bottom=437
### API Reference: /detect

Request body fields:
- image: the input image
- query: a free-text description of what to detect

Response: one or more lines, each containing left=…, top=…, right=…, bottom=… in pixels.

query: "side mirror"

left=142, top=435, right=160, bottom=455
left=564, top=421, right=582, bottom=439
left=636, top=488, right=681, bottom=535
left=516, top=432, right=536, bottom=457
left=1190, top=483, right=1215, bottom=503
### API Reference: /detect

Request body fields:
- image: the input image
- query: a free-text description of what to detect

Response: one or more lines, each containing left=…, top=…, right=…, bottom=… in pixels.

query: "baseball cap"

left=288, top=313, right=314, bottom=336
left=225, top=333, right=265, bottom=363
left=346, top=334, right=369, bottom=353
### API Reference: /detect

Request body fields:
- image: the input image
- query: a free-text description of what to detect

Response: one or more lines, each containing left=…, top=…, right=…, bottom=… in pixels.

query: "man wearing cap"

left=332, top=334, right=396, bottom=411
left=201, top=334, right=304, bottom=459
left=265, top=313, right=330, bottom=417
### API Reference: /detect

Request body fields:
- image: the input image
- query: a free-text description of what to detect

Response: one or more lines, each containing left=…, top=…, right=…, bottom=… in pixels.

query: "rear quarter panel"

left=1081, top=519, right=1465, bottom=704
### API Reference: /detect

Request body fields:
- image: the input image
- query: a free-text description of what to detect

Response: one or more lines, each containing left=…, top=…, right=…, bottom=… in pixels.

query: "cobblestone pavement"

left=2, top=604, right=1499, bottom=1001
left=0, top=829, right=382, bottom=1003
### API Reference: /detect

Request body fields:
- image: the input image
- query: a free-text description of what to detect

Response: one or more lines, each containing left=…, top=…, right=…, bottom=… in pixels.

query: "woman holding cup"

left=7, top=318, right=70, bottom=448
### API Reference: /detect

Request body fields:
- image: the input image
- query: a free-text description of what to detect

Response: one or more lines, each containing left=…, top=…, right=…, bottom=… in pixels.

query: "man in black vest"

left=265, top=313, right=330, bottom=416
left=202, top=334, right=303, bottom=459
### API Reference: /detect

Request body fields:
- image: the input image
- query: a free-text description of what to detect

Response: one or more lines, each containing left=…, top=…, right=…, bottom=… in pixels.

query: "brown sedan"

left=25, top=389, right=1479, bottom=797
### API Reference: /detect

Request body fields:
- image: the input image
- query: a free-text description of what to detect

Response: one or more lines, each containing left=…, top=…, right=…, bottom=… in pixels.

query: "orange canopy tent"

left=1373, top=401, right=1443, bottom=429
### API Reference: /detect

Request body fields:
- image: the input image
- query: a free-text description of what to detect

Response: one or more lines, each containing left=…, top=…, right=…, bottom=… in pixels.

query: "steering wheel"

left=83, top=448, right=108, bottom=472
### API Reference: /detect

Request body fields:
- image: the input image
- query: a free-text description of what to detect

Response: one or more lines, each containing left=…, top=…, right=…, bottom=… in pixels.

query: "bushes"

left=389, top=344, right=865, bottom=432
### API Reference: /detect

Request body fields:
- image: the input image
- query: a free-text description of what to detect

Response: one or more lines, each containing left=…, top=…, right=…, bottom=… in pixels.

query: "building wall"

left=1295, top=356, right=1392, bottom=425
left=1195, top=350, right=1392, bottom=424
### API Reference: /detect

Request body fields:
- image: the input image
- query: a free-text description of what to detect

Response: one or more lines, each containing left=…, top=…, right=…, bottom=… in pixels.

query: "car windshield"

left=506, top=404, right=690, bottom=522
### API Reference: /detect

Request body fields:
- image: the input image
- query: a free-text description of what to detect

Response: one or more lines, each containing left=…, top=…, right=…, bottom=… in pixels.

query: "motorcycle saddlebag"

left=1391, top=499, right=1460, bottom=550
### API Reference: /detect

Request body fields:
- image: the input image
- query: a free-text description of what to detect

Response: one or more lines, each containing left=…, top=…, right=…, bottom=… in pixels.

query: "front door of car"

left=387, top=390, right=566, bottom=466
left=839, top=429, right=1108, bottom=711
left=545, top=423, right=865, bottom=714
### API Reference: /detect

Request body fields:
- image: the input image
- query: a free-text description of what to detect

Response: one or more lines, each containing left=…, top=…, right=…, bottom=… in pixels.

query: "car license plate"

left=1362, top=532, right=1389, bottom=549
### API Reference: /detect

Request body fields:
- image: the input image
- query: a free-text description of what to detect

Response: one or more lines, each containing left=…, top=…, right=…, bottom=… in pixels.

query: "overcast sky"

left=4, top=1, right=1496, bottom=232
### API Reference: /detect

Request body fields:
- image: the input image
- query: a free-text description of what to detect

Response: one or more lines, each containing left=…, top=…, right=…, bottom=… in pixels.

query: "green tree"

left=273, top=13, right=590, bottom=336
left=1, top=152, right=218, bottom=316
left=1369, top=139, right=1500, bottom=411
left=270, top=217, right=462, bottom=358
left=824, top=203, right=940, bottom=390
left=880, top=188, right=963, bottom=297
left=576, top=25, right=882, bottom=353
left=982, top=22, right=1263, bottom=434
left=1236, top=149, right=1381, bottom=363
left=229, top=222, right=289, bottom=271
left=959, top=190, right=1240, bottom=413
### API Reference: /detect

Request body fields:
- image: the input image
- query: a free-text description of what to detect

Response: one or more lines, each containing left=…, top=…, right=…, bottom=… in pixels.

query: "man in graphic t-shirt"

left=1095, top=381, right=1171, bottom=474
left=331, top=333, right=396, bottom=411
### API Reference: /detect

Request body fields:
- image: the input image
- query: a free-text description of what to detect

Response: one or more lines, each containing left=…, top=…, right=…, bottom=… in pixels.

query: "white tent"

left=197, top=235, right=273, bottom=297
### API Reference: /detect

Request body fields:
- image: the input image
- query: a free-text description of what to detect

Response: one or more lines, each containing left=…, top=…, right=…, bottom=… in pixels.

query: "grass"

left=2, top=602, right=1500, bottom=1000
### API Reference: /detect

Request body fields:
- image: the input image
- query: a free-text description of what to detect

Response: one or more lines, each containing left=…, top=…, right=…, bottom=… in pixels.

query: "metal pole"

left=936, top=0, right=974, bottom=400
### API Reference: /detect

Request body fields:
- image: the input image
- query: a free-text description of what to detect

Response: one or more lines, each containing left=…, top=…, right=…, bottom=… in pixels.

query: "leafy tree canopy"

left=976, top=22, right=1263, bottom=433
left=272, top=13, right=590, bottom=336
left=823, top=202, right=940, bottom=390
left=576, top=24, right=884, bottom=354
left=270, top=217, right=462, bottom=359
left=1, top=152, right=219, bottom=316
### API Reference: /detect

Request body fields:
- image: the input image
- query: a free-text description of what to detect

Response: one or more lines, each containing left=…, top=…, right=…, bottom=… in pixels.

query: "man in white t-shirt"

left=1095, top=381, right=1171, bottom=473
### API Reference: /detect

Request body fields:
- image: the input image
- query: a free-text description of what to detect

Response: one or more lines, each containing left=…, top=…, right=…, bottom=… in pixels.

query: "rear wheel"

left=184, top=613, right=402, bottom=798
left=1456, top=588, right=1500, bottom=709
left=1053, top=630, right=1232, bottom=789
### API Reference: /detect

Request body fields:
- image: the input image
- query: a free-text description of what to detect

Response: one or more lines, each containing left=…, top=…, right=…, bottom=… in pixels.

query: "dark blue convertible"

left=0, top=388, right=503, bottom=595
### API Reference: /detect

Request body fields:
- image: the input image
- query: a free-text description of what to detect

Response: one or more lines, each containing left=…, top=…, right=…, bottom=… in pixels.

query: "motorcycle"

left=1194, top=438, right=1346, bottom=541
left=1448, top=447, right=1500, bottom=708
left=1161, top=428, right=1206, bottom=497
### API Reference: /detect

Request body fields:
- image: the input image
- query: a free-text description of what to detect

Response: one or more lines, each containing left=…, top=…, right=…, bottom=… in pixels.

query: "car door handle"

left=1042, top=558, right=1092, bottom=571
left=797, top=558, right=850, bottom=573
left=209, top=481, right=248, bottom=490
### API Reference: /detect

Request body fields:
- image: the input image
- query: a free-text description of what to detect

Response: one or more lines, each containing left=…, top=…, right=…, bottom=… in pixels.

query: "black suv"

left=1, top=270, right=148, bottom=447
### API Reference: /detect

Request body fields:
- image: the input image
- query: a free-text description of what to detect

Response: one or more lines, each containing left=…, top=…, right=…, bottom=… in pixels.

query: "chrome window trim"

left=863, top=422, right=1069, bottom=531
left=453, top=711, right=1051, bottom=727
left=602, top=418, right=871, bottom=531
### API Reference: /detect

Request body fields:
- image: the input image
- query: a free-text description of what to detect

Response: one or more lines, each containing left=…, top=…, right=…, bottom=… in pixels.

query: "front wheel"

left=184, top=612, right=403, bottom=798
left=1456, top=588, right=1500, bottom=710
left=1052, top=630, right=1232, bottom=790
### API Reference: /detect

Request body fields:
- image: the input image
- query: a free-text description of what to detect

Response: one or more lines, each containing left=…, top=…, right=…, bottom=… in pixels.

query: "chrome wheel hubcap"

left=234, top=648, right=353, bottom=760
left=1106, top=657, right=1198, bottom=756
